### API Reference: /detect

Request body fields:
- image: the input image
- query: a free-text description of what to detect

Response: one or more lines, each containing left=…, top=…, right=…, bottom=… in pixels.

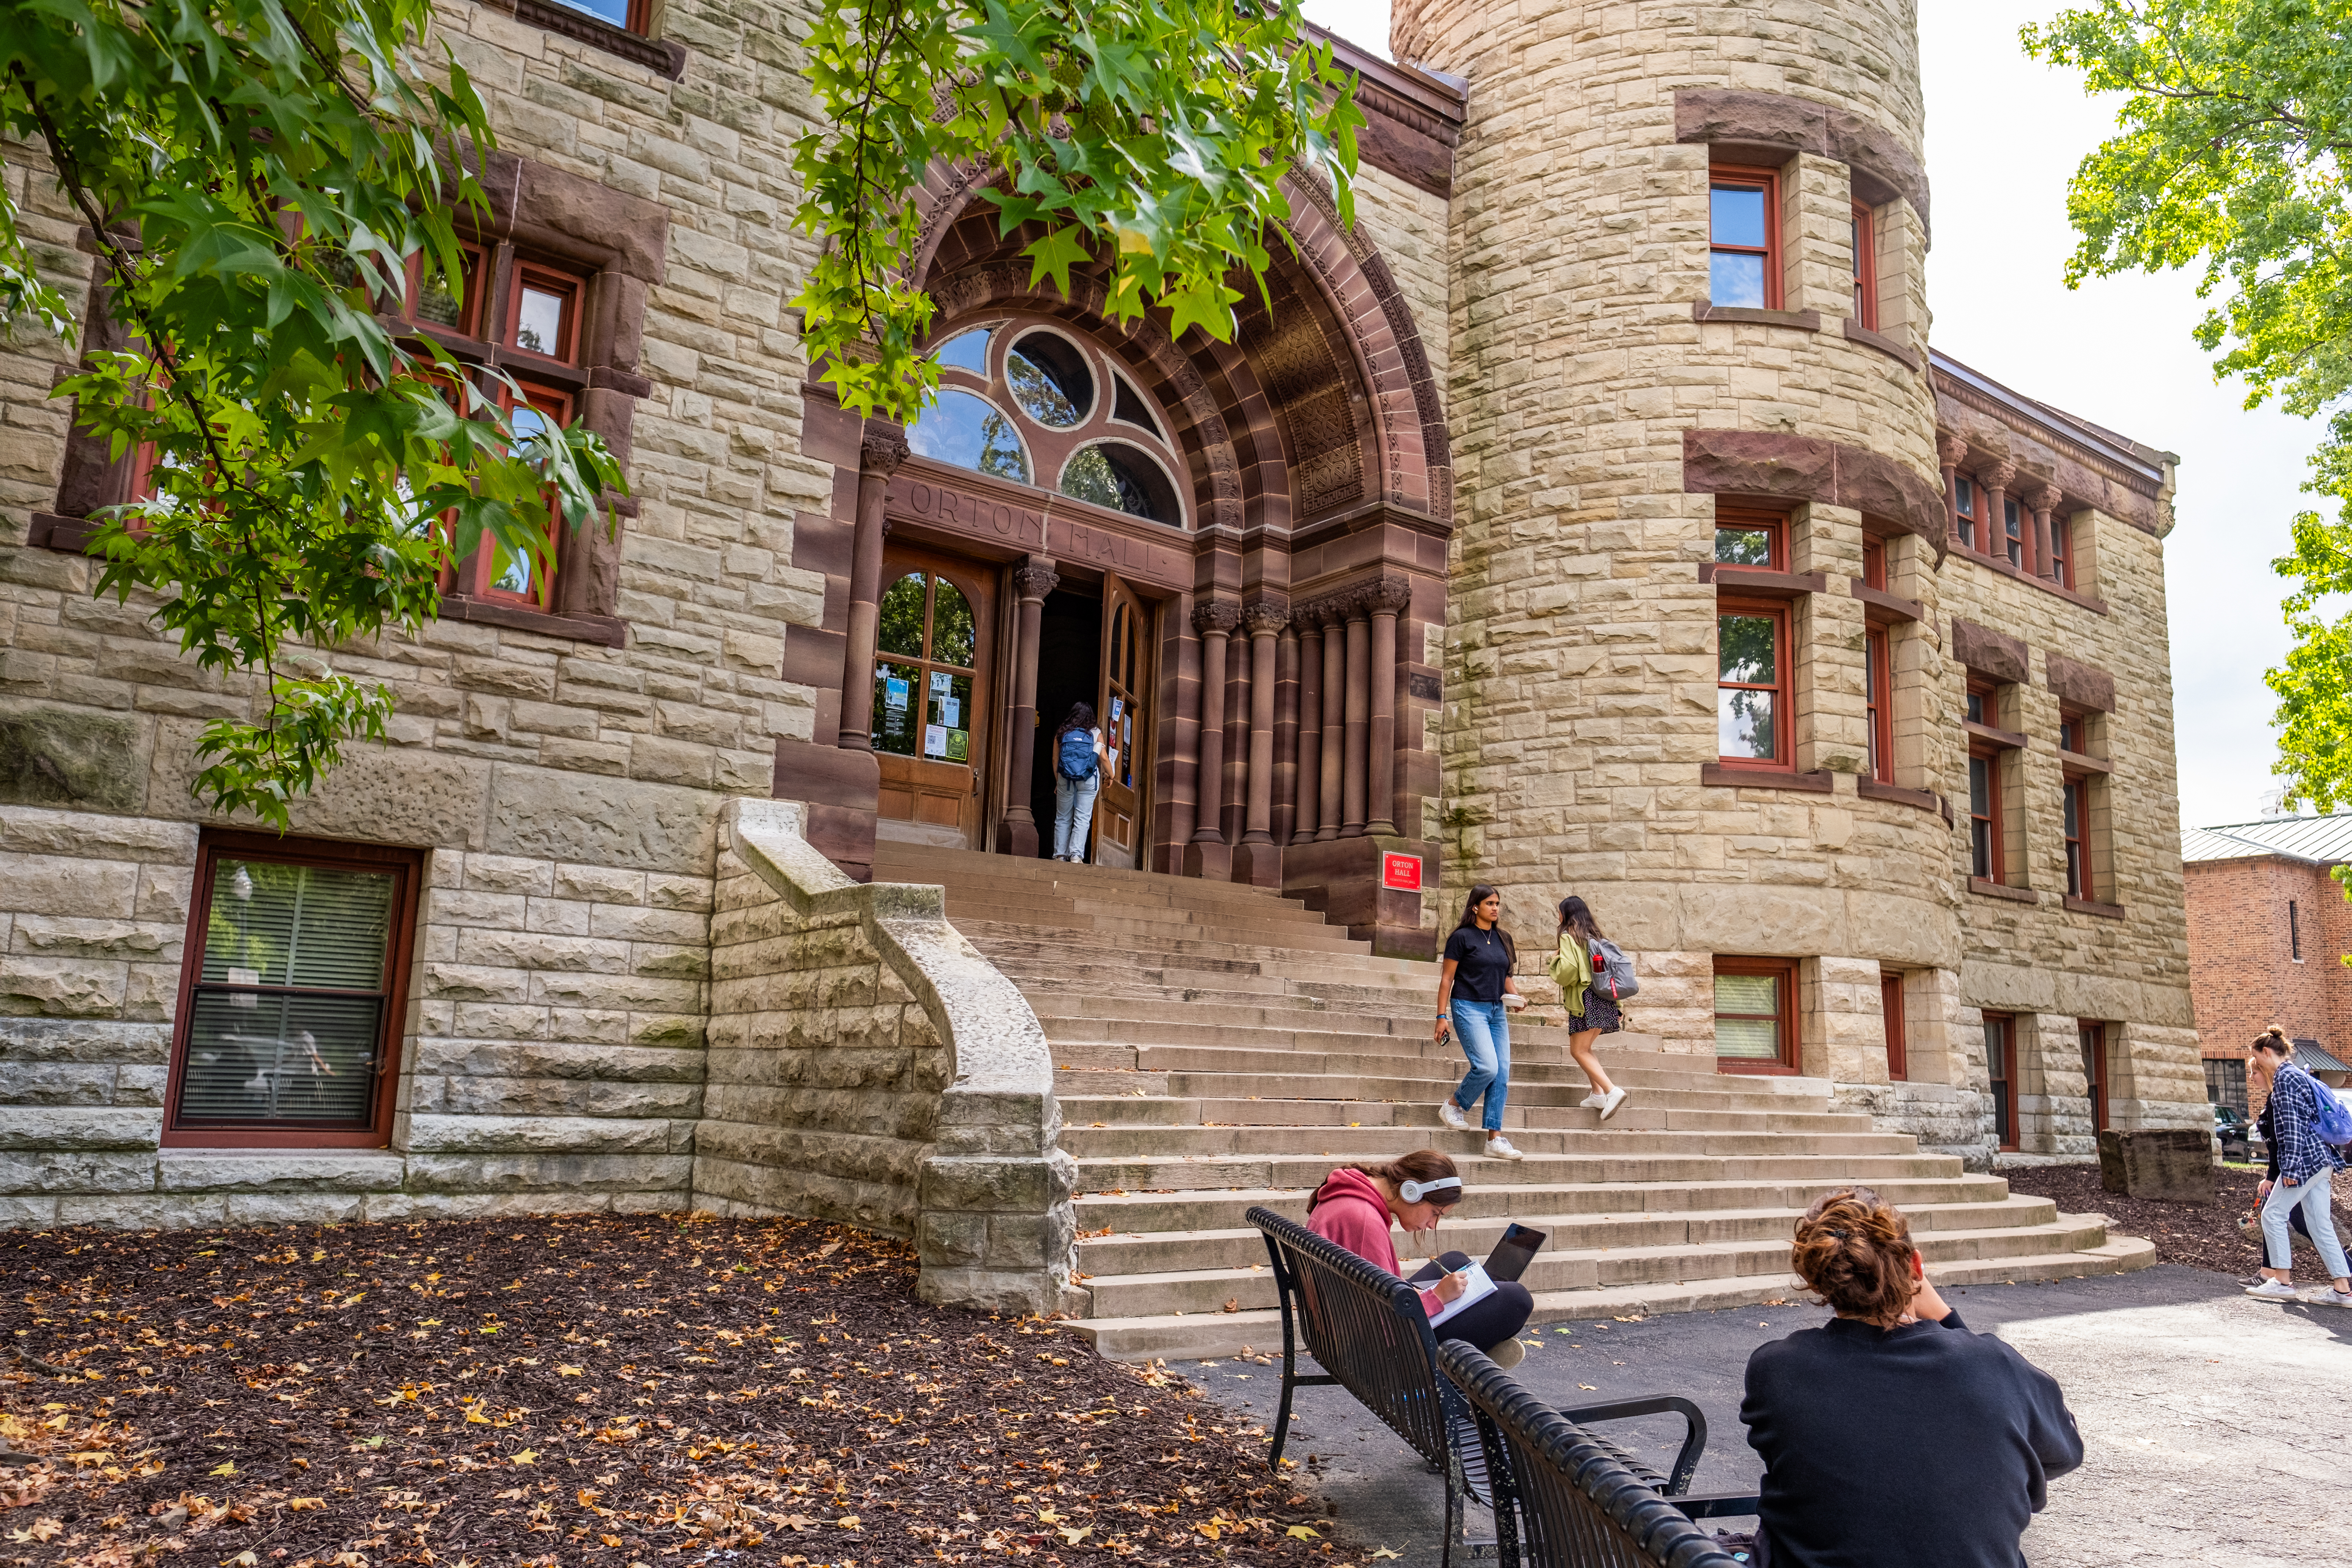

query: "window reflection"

left=934, top=328, right=992, bottom=375
left=908, top=389, right=1030, bottom=482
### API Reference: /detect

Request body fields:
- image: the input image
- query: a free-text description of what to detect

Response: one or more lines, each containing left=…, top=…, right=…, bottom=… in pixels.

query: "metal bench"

left=1438, top=1340, right=1762, bottom=1568
left=1247, top=1207, right=1726, bottom=1568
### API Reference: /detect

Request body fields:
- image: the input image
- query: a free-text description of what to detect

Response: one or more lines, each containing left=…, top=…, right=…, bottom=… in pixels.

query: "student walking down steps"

left=1551, top=894, right=1630, bottom=1121
left=1435, top=885, right=1527, bottom=1160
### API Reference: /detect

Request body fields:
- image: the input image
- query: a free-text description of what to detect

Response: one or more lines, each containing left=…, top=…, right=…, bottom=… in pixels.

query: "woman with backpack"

left=1049, top=702, right=1106, bottom=863
left=2245, top=1027, right=2352, bottom=1306
left=1551, top=895, right=1631, bottom=1121
left=1435, top=884, right=1527, bottom=1160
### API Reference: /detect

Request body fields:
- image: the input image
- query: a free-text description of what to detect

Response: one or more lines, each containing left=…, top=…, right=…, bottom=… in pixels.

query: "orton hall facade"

left=0, top=0, right=2204, bottom=1302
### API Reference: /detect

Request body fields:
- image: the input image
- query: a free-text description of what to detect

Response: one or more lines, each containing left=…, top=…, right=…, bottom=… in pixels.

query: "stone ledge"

left=1848, top=579, right=1923, bottom=623
left=1699, top=564, right=1827, bottom=598
left=2058, top=746, right=2114, bottom=776
left=1963, top=718, right=2027, bottom=751
left=439, top=594, right=628, bottom=648
left=474, top=0, right=689, bottom=78
left=1968, top=878, right=2039, bottom=905
left=1690, top=302, right=1822, bottom=332
left=2064, top=895, right=2127, bottom=920
left=1699, top=764, right=1834, bottom=793
left=1856, top=778, right=1941, bottom=813
left=1842, top=318, right=1923, bottom=372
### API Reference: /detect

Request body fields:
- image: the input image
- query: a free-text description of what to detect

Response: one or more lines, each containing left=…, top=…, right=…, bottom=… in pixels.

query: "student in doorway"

left=2244, top=1027, right=2352, bottom=1306
left=1435, top=885, right=1527, bottom=1160
left=1306, top=1150, right=1533, bottom=1367
left=1741, top=1188, right=2083, bottom=1568
left=1554, top=894, right=1629, bottom=1122
left=1050, top=702, right=1105, bottom=863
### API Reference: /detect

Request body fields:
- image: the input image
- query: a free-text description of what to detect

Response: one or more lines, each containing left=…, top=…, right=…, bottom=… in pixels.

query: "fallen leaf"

left=513, top=1449, right=537, bottom=1464
left=834, top=1515, right=861, bottom=1529
left=1196, top=1522, right=1221, bottom=1541
left=1371, top=1550, right=1402, bottom=1561
left=28, top=1519, right=64, bottom=1542
left=289, top=1498, right=325, bottom=1512
left=210, top=1461, right=237, bottom=1476
left=1287, top=1525, right=1321, bottom=1540
left=1058, top=1526, right=1093, bottom=1545
left=228, top=1553, right=259, bottom=1566
left=558, top=1366, right=584, bottom=1377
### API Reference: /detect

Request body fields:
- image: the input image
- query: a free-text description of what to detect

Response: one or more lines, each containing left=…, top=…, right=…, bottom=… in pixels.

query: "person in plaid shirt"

left=2244, top=1030, right=2351, bottom=1307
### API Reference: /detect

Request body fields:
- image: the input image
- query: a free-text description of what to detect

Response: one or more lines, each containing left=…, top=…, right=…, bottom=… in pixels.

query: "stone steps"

left=867, top=842, right=2154, bottom=1362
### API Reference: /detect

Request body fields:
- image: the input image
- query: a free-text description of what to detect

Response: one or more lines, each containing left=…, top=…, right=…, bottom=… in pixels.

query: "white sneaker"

left=2245, top=1278, right=2300, bottom=1300
left=2300, top=1286, right=2352, bottom=1308
left=1580, top=1093, right=1608, bottom=1109
left=1438, top=1098, right=1470, bottom=1131
left=1485, top=1135, right=1525, bottom=1161
left=1597, top=1087, right=1628, bottom=1121
left=1487, top=1338, right=1526, bottom=1370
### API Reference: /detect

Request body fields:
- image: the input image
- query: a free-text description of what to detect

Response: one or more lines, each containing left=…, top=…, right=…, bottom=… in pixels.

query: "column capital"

left=1984, top=458, right=2018, bottom=492
left=1366, top=574, right=1414, bottom=615
left=1191, top=598, right=1242, bottom=636
left=1242, top=598, right=1292, bottom=636
left=1012, top=561, right=1060, bottom=601
left=1936, top=431, right=1969, bottom=470
left=2027, top=484, right=2063, bottom=514
left=861, top=424, right=910, bottom=477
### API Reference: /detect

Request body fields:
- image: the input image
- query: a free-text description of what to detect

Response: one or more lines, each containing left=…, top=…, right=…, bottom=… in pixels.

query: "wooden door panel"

left=873, top=548, right=996, bottom=848
left=1093, top=573, right=1151, bottom=867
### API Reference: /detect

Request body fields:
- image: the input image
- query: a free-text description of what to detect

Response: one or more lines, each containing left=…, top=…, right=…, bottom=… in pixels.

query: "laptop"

left=1483, top=1222, right=1546, bottom=1283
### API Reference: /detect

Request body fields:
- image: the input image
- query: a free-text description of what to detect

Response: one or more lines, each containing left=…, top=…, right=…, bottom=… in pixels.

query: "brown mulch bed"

left=0, top=1215, right=1339, bottom=1568
left=2000, top=1162, right=2352, bottom=1276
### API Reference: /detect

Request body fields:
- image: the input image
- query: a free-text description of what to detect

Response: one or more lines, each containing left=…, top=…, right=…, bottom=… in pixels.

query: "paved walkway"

left=1189, top=1266, right=2352, bottom=1566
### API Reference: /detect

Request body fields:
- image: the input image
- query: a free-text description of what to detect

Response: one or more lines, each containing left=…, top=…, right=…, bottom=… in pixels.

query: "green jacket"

left=1549, top=934, right=1594, bottom=1020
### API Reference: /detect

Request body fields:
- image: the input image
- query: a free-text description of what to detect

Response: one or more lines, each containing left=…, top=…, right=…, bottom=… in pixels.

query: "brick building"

left=2184, top=814, right=2352, bottom=1113
left=0, top=0, right=2207, bottom=1292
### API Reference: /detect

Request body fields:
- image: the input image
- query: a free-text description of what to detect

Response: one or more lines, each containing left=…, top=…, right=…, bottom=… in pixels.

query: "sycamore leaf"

left=210, top=1462, right=237, bottom=1476
left=1286, top=1525, right=1321, bottom=1539
left=513, top=1449, right=537, bottom=1464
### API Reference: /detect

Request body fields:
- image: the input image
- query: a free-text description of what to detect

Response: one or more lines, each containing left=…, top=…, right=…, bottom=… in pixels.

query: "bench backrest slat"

left=1438, top=1341, right=1746, bottom=1568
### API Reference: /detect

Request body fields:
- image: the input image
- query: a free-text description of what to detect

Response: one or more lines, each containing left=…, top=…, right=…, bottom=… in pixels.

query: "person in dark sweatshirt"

left=1740, top=1188, right=2082, bottom=1568
left=1305, top=1150, right=1534, bottom=1368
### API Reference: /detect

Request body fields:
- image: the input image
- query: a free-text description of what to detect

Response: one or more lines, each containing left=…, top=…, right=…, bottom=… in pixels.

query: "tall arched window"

left=907, top=317, right=1190, bottom=528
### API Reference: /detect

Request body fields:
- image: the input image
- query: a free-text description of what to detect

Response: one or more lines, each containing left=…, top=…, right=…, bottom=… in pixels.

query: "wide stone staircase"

left=871, top=842, right=2154, bottom=1361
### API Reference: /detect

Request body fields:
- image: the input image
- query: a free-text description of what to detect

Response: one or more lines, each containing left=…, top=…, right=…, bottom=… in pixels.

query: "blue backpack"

left=2312, top=1074, right=2352, bottom=1147
left=1057, top=728, right=1098, bottom=782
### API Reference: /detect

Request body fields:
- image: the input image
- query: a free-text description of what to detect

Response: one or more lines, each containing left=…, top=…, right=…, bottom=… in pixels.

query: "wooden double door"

left=1090, top=573, right=1152, bottom=865
left=873, top=545, right=997, bottom=847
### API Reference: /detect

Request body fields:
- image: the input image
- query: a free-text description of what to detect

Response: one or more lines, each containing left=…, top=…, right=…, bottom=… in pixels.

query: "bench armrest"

left=1669, top=1492, right=1760, bottom=1519
left=1558, top=1394, right=1708, bottom=1495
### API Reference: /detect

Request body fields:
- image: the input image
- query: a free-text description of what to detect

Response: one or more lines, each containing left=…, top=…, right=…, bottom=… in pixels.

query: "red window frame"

left=1715, top=956, right=1800, bottom=1075
left=1709, top=165, right=1782, bottom=311
left=162, top=830, right=423, bottom=1149
left=1861, top=534, right=1888, bottom=591
left=1984, top=1012, right=2019, bottom=1150
left=1865, top=625, right=1894, bottom=785
left=2079, top=1021, right=2109, bottom=1134
left=1969, top=745, right=2005, bottom=884
left=2001, top=494, right=2025, bottom=568
left=1953, top=474, right=1978, bottom=550
left=1882, top=972, right=1907, bottom=1081
left=2063, top=774, right=2092, bottom=898
left=446, top=381, right=572, bottom=608
left=400, top=240, right=490, bottom=339
left=504, top=261, right=583, bottom=364
left=1850, top=200, right=1877, bottom=329
left=1716, top=594, right=1792, bottom=770
left=1714, top=506, right=1788, bottom=570
left=2047, top=512, right=2073, bottom=588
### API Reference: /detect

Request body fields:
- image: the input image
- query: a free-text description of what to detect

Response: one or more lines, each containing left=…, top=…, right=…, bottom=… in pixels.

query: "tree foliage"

left=2025, top=0, right=2352, bottom=810
left=792, top=0, right=1364, bottom=427
left=0, top=0, right=623, bottom=828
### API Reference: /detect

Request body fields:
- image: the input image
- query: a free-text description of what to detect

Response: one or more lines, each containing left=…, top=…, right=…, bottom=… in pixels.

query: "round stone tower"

left=1398, top=0, right=1970, bottom=1095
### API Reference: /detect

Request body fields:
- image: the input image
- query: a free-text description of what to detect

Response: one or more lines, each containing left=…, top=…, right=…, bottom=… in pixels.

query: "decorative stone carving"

left=1191, top=599, right=1242, bottom=636
left=1936, top=433, right=1969, bottom=470
left=1367, top=575, right=1414, bottom=615
left=1242, top=599, right=1292, bottom=635
left=1012, top=564, right=1060, bottom=601
left=861, top=426, right=910, bottom=478
left=1681, top=429, right=1949, bottom=562
left=1985, top=459, right=2018, bottom=492
left=2027, top=485, right=2064, bottom=514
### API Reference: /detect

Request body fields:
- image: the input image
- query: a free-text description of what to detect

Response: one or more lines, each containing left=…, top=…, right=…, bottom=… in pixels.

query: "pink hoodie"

left=1306, top=1167, right=1443, bottom=1318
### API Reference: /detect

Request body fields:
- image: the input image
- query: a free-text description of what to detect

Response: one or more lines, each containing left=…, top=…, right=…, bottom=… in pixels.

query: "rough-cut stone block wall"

left=2185, top=854, right=2352, bottom=1063
left=703, top=800, right=1074, bottom=1313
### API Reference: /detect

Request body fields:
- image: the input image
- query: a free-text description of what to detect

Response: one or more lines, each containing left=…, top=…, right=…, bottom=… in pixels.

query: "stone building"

left=0, top=0, right=2205, bottom=1302
left=2183, top=813, right=2352, bottom=1113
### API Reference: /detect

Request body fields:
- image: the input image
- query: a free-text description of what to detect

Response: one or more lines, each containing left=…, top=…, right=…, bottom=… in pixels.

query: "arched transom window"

left=907, top=316, right=1189, bottom=528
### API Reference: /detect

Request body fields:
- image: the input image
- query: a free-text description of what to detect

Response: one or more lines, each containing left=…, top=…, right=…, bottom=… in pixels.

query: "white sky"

left=1303, top=0, right=2316, bottom=831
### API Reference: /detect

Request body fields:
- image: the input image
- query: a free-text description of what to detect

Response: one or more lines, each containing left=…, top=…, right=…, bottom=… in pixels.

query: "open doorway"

left=1028, top=587, right=1102, bottom=859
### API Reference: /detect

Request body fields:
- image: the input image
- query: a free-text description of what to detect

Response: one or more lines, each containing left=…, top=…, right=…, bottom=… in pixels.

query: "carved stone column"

left=1341, top=589, right=1372, bottom=838
left=1240, top=600, right=1288, bottom=845
left=2028, top=484, right=2064, bottom=583
left=1984, top=458, right=2018, bottom=569
left=837, top=424, right=909, bottom=751
left=1365, top=576, right=1410, bottom=837
left=1936, top=432, right=1968, bottom=550
left=1317, top=598, right=1344, bottom=841
left=1185, top=599, right=1240, bottom=879
left=1000, top=558, right=1059, bottom=858
left=1273, top=618, right=1300, bottom=847
left=1292, top=600, right=1325, bottom=845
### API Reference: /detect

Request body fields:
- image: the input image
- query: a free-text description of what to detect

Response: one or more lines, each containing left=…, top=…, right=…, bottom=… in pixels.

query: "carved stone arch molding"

left=905, top=160, right=1453, bottom=533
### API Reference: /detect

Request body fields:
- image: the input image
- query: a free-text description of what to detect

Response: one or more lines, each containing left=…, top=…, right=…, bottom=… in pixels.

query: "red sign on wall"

left=1382, top=853, right=1423, bottom=891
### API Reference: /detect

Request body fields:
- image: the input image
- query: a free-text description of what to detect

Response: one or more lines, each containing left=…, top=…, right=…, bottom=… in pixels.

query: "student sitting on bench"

left=1741, top=1187, right=2082, bottom=1568
left=1308, top=1150, right=1535, bottom=1368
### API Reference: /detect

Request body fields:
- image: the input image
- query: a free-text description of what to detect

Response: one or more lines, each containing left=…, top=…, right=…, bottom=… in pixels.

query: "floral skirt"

left=1573, top=987, right=1623, bottom=1035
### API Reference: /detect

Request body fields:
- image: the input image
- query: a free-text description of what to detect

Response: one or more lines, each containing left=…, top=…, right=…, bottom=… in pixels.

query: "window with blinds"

left=168, top=836, right=419, bottom=1144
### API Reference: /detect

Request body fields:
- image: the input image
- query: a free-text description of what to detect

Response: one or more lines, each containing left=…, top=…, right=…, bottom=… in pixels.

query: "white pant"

left=1053, top=772, right=1100, bottom=861
left=2262, top=1167, right=2350, bottom=1279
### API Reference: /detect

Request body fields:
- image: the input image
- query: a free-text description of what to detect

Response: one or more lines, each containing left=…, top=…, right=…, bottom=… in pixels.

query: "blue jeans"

left=2263, top=1167, right=2350, bottom=1279
left=1053, top=771, right=1101, bottom=861
left=1449, top=999, right=1511, bottom=1133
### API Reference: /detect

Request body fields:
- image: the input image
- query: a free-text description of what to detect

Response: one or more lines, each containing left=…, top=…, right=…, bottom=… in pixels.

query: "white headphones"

left=1399, top=1176, right=1462, bottom=1204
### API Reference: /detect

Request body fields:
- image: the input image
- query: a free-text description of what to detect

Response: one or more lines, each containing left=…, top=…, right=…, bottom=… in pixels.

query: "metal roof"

left=2182, top=813, right=2352, bottom=866
left=2297, top=1040, right=2350, bottom=1074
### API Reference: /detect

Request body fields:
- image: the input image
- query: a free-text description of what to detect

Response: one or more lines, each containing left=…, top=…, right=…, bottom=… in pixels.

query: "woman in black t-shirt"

left=1435, top=884, right=1526, bottom=1160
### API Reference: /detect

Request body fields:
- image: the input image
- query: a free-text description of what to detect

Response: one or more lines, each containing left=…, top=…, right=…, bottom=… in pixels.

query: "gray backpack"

left=1591, top=938, right=1639, bottom=1001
